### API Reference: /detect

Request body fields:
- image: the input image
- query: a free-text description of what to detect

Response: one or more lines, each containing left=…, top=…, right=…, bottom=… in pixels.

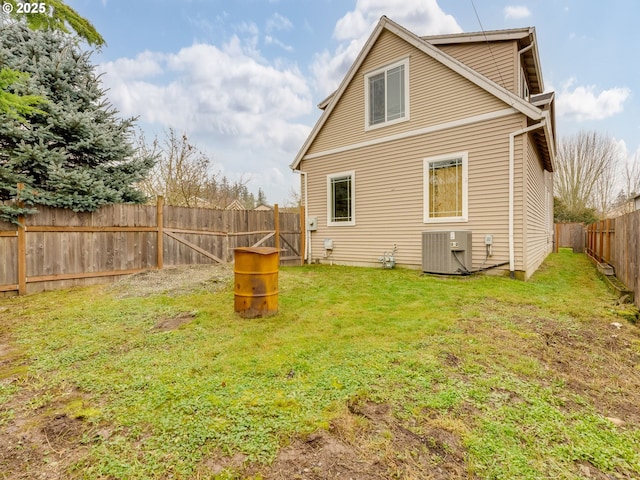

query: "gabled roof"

left=225, top=199, right=246, bottom=211
left=422, top=27, right=543, bottom=95
left=291, top=16, right=550, bottom=171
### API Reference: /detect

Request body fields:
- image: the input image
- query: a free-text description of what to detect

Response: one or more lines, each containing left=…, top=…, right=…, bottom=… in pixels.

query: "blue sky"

left=67, top=0, right=639, bottom=205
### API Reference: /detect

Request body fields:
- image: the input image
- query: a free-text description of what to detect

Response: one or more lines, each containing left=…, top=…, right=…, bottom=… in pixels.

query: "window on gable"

left=365, top=59, right=409, bottom=129
left=424, top=153, right=468, bottom=223
left=327, top=171, right=355, bottom=226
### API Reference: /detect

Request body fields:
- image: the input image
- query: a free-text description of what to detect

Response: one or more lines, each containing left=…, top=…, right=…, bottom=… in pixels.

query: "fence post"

left=300, top=205, right=306, bottom=265
left=274, top=203, right=280, bottom=252
left=605, top=218, right=612, bottom=264
left=223, top=233, right=230, bottom=262
left=598, top=220, right=604, bottom=262
left=156, top=196, right=164, bottom=269
left=16, top=183, right=26, bottom=295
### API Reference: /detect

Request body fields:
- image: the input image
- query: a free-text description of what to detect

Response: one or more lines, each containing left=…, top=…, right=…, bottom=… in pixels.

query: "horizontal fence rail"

left=583, top=212, right=640, bottom=308
left=0, top=196, right=303, bottom=296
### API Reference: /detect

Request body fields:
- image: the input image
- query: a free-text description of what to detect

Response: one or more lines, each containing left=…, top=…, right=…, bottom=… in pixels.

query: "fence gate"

left=554, top=223, right=585, bottom=253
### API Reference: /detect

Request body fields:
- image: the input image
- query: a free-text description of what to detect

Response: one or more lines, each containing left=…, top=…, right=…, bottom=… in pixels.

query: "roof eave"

left=423, top=27, right=534, bottom=44
left=292, top=17, right=547, bottom=170
left=385, top=20, right=544, bottom=121
left=425, top=27, right=544, bottom=95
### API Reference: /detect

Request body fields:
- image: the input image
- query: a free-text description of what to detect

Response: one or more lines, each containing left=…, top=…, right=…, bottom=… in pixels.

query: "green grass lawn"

left=1, top=250, right=640, bottom=479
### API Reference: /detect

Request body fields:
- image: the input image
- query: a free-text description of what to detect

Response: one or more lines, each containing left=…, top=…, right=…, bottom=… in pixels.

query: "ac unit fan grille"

left=422, top=231, right=472, bottom=274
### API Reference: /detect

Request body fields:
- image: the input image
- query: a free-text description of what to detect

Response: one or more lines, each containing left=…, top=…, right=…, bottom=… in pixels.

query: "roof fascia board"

left=292, top=17, right=545, bottom=170
left=529, top=34, right=544, bottom=93
left=427, top=27, right=544, bottom=94
left=542, top=110, right=556, bottom=169
left=384, top=20, right=543, bottom=120
left=424, top=28, right=533, bottom=44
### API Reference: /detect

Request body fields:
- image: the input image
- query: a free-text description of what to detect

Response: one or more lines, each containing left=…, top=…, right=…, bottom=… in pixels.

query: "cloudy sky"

left=67, top=0, right=639, bottom=205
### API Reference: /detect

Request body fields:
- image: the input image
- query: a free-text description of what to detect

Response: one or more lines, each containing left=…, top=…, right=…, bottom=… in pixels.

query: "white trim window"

left=365, top=58, right=409, bottom=130
left=327, top=171, right=355, bottom=226
left=424, top=152, right=468, bottom=223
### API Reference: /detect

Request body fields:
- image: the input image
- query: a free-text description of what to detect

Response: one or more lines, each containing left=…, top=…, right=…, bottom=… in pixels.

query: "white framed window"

left=364, top=58, right=409, bottom=130
left=327, top=171, right=355, bottom=226
left=423, top=152, right=468, bottom=223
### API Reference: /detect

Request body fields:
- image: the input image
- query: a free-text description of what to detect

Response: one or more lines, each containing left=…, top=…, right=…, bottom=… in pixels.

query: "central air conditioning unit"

left=422, top=231, right=472, bottom=274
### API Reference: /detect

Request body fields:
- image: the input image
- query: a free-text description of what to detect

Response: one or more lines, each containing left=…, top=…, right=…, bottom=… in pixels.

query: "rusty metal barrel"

left=234, top=247, right=279, bottom=318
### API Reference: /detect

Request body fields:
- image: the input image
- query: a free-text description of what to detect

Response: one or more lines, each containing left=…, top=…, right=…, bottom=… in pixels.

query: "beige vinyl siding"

left=307, top=30, right=508, bottom=156
left=438, top=41, right=517, bottom=94
left=523, top=135, right=552, bottom=278
left=300, top=113, right=527, bottom=273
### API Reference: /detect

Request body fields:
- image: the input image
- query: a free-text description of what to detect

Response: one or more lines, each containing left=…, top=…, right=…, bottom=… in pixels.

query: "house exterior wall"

left=307, top=30, right=507, bottom=157
left=300, top=113, right=529, bottom=274
left=523, top=135, right=554, bottom=278
left=437, top=41, right=517, bottom=94
left=297, top=24, right=552, bottom=278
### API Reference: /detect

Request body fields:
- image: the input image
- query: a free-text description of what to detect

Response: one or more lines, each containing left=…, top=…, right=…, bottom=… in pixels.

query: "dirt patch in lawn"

left=152, top=311, right=197, bottom=331
left=0, top=389, right=95, bottom=480
left=459, top=305, right=640, bottom=427
left=208, top=400, right=472, bottom=480
left=108, top=263, right=233, bottom=298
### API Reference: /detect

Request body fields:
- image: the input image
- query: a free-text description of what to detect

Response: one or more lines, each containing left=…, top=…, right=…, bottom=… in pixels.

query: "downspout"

left=518, top=43, right=534, bottom=56
left=518, top=43, right=534, bottom=98
left=508, top=120, right=546, bottom=279
left=299, top=170, right=310, bottom=264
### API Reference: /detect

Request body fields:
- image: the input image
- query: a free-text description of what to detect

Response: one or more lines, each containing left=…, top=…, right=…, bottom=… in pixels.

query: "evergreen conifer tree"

left=0, top=23, right=154, bottom=223
left=0, top=0, right=105, bottom=121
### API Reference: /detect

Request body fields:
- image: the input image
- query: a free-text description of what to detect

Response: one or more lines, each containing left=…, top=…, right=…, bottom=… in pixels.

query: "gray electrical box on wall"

left=307, top=217, right=318, bottom=231
left=422, top=231, right=472, bottom=274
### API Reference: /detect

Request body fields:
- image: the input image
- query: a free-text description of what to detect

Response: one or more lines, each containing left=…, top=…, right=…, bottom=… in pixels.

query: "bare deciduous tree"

left=555, top=130, right=621, bottom=220
left=136, top=129, right=262, bottom=209
left=620, top=151, right=640, bottom=213
left=137, top=128, right=214, bottom=207
left=284, top=186, right=301, bottom=209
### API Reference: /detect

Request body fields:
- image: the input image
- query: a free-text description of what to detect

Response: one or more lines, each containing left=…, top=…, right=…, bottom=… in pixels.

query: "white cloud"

left=100, top=40, right=312, bottom=138
left=97, top=37, right=313, bottom=202
left=504, top=5, right=531, bottom=20
left=266, top=13, right=293, bottom=33
left=265, top=35, right=294, bottom=52
left=555, top=77, right=631, bottom=121
left=102, top=51, right=164, bottom=79
left=311, top=0, right=462, bottom=96
left=334, top=0, right=461, bottom=42
left=263, top=13, right=294, bottom=52
left=310, top=39, right=364, bottom=101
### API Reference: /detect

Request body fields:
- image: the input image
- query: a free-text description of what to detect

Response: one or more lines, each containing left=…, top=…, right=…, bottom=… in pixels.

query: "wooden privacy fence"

left=0, top=197, right=303, bottom=296
left=585, top=212, right=640, bottom=307
left=554, top=222, right=586, bottom=253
